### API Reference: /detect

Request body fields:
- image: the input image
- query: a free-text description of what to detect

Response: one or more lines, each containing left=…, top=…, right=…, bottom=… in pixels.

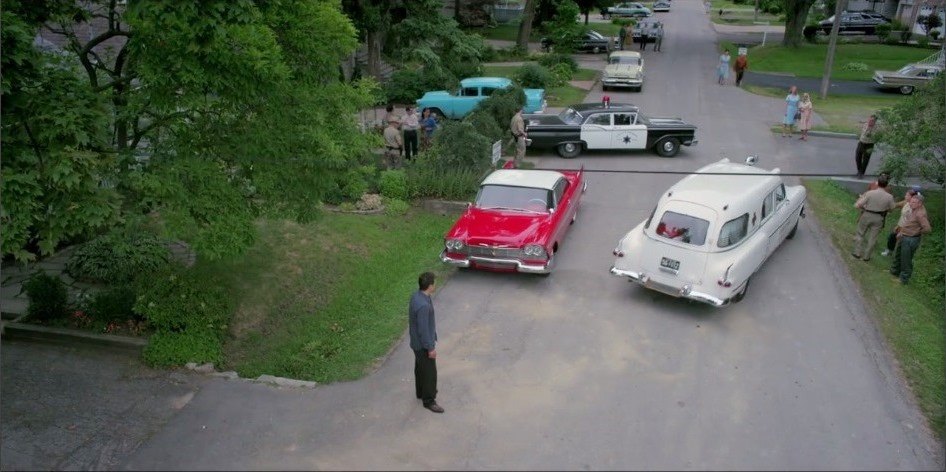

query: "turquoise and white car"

left=416, top=77, right=546, bottom=120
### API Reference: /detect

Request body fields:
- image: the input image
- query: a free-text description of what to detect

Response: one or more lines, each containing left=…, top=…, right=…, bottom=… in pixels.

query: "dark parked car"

left=818, top=12, right=889, bottom=34
left=541, top=30, right=614, bottom=54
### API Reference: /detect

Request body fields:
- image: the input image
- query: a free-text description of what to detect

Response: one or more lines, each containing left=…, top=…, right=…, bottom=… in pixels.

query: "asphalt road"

left=3, top=1, right=943, bottom=471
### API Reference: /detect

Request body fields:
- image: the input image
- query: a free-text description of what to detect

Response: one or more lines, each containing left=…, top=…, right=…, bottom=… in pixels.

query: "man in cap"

left=854, top=114, right=878, bottom=179
left=509, top=105, right=527, bottom=167
left=890, top=192, right=932, bottom=284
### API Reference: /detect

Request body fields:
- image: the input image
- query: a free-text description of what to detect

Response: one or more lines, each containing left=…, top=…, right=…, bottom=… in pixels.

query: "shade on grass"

left=744, top=43, right=936, bottom=81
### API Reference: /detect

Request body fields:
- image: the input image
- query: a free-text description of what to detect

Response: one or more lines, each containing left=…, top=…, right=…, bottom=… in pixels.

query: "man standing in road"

left=639, top=22, right=650, bottom=51
left=852, top=175, right=896, bottom=262
left=618, top=23, right=627, bottom=50
left=854, top=114, right=878, bottom=179
left=409, top=271, right=443, bottom=413
left=890, top=194, right=932, bottom=284
left=733, top=53, right=748, bottom=86
left=510, top=105, right=527, bottom=167
left=652, top=22, right=664, bottom=52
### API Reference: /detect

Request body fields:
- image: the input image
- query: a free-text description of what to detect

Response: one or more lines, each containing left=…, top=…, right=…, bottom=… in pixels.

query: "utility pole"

left=754, top=0, right=759, bottom=22
left=820, top=0, right=848, bottom=99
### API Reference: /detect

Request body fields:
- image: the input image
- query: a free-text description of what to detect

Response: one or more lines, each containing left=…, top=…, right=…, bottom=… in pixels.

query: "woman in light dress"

left=782, top=85, right=800, bottom=137
left=716, top=50, right=731, bottom=85
left=797, top=93, right=813, bottom=141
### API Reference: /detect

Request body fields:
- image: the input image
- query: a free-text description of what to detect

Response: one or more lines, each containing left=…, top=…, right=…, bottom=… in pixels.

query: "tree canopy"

left=1, top=0, right=380, bottom=262
left=877, top=74, right=946, bottom=186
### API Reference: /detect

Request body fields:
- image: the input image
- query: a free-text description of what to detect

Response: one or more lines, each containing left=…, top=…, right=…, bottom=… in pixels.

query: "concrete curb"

left=0, top=321, right=147, bottom=353
left=182, top=362, right=318, bottom=389
left=808, top=130, right=858, bottom=139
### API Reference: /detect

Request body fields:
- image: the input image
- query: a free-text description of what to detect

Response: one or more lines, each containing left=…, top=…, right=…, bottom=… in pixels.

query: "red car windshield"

left=475, top=185, right=550, bottom=213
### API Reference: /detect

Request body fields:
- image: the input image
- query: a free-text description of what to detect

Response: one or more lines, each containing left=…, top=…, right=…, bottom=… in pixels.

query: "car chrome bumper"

left=683, top=139, right=698, bottom=146
left=442, top=251, right=552, bottom=274
left=609, top=266, right=727, bottom=307
left=602, top=78, right=643, bottom=87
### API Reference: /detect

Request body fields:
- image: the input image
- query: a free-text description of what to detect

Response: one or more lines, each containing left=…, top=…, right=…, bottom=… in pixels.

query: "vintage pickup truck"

left=416, top=77, right=546, bottom=120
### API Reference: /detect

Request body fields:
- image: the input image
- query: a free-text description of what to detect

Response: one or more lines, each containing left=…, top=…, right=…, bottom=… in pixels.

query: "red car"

left=440, top=166, right=586, bottom=274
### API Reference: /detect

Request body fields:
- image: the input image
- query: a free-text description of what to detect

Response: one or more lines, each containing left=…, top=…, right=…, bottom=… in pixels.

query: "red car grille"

left=467, top=245, right=521, bottom=259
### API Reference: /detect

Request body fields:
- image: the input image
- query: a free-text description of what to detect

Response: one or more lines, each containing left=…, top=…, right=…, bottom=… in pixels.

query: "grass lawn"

left=737, top=43, right=936, bottom=81
left=711, top=10, right=781, bottom=26
left=743, top=85, right=904, bottom=133
left=197, top=210, right=456, bottom=383
left=803, top=179, right=944, bottom=440
left=482, top=64, right=596, bottom=106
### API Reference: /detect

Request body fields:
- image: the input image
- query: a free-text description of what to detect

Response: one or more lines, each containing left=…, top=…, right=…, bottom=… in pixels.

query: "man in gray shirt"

left=409, top=271, right=442, bottom=413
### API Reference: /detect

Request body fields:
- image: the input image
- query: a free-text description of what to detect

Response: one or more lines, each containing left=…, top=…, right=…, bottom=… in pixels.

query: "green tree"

left=543, top=0, right=582, bottom=53
left=876, top=74, right=946, bottom=186
left=2, top=0, right=378, bottom=261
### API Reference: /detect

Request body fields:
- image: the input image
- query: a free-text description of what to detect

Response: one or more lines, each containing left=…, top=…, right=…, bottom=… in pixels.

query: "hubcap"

left=565, top=143, right=576, bottom=152
left=663, top=141, right=674, bottom=152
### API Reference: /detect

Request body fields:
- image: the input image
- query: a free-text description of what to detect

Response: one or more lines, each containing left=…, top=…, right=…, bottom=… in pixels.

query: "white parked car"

left=609, top=157, right=806, bottom=307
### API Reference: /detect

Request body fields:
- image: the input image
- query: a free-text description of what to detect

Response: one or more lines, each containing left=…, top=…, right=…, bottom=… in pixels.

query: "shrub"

left=918, top=36, right=930, bottom=48
left=930, top=30, right=941, bottom=41
left=514, top=63, right=552, bottom=88
left=465, top=109, right=505, bottom=143
left=548, top=62, right=574, bottom=87
left=23, top=272, right=69, bottom=322
left=899, top=29, right=913, bottom=43
left=66, top=232, right=171, bottom=284
left=384, top=67, right=456, bottom=104
left=471, top=85, right=525, bottom=137
left=379, top=170, right=409, bottom=200
left=803, top=25, right=818, bottom=42
left=143, top=328, right=222, bottom=367
left=384, top=198, right=410, bottom=216
left=86, top=284, right=138, bottom=324
left=884, top=36, right=901, bottom=45
left=407, top=166, right=483, bottom=200
left=134, top=267, right=231, bottom=366
left=427, top=121, right=493, bottom=172
left=538, top=53, right=579, bottom=73
left=611, top=18, right=636, bottom=26
left=134, top=268, right=231, bottom=333
left=841, top=62, right=869, bottom=72
left=339, top=169, right=368, bottom=202
left=876, top=23, right=892, bottom=41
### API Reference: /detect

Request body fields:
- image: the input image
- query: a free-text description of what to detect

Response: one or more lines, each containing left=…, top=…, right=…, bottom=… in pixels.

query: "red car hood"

left=447, top=207, right=550, bottom=246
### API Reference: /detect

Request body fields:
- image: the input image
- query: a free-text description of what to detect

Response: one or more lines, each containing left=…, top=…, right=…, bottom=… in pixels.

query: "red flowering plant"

left=70, top=310, right=93, bottom=329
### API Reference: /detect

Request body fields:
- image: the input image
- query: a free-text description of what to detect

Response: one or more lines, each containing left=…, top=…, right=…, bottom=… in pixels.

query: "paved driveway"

left=4, top=1, right=943, bottom=470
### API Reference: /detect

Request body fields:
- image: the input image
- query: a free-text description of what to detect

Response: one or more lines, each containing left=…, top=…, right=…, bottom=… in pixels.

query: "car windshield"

left=559, top=108, right=584, bottom=125
left=655, top=211, right=710, bottom=246
left=475, top=185, right=550, bottom=213
left=587, top=31, right=604, bottom=39
left=897, top=65, right=917, bottom=74
left=609, top=55, right=641, bottom=65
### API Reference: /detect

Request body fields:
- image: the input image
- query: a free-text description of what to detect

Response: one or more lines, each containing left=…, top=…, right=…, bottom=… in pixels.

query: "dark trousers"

left=855, top=141, right=874, bottom=176
left=413, top=349, right=437, bottom=405
left=404, top=130, right=419, bottom=160
left=735, top=69, right=745, bottom=86
left=886, top=231, right=898, bottom=252
left=890, top=235, right=921, bottom=283
left=639, top=35, right=649, bottom=50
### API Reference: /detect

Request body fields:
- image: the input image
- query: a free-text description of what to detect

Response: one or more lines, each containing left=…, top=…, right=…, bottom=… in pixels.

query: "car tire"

left=557, top=142, right=582, bottom=158
left=430, top=107, right=446, bottom=120
left=899, top=85, right=914, bottom=95
left=655, top=137, right=680, bottom=157
left=592, top=45, right=602, bottom=54
left=732, top=277, right=750, bottom=303
left=602, top=84, right=609, bottom=92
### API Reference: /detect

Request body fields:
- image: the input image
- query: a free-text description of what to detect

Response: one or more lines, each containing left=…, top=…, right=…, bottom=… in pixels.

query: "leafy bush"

left=803, top=25, right=819, bottom=42
left=875, top=23, right=892, bottom=41
left=86, top=285, right=138, bottom=324
left=538, top=53, right=579, bottom=73
left=379, top=170, right=409, bottom=200
left=471, top=86, right=525, bottom=137
left=384, top=198, right=410, bottom=216
left=427, top=121, right=493, bottom=172
left=611, top=18, right=636, bottom=26
left=23, top=272, right=69, bottom=322
left=884, top=36, right=901, bottom=45
left=383, top=67, right=456, bottom=105
left=339, top=169, right=368, bottom=202
left=918, top=36, right=930, bottom=48
left=134, top=267, right=232, bottom=366
left=465, top=110, right=504, bottom=143
left=548, top=62, right=574, bottom=87
left=483, top=45, right=529, bottom=62
left=841, top=62, right=869, bottom=72
left=930, top=30, right=941, bottom=41
left=514, top=63, right=553, bottom=89
left=66, top=232, right=171, bottom=284
left=899, top=29, right=913, bottom=43
left=917, top=14, right=943, bottom=35
left=407, top=165, right=483, bottom=200
left=143, top=328, right=223, bottom=367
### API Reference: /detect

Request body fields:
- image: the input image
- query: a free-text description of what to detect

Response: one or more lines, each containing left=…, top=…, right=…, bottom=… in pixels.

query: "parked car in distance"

left=606, top=2, right=652, bottom=18
left=610, top=156, right=807, bottom=307
left=652, top=0, right=671, bottom=12
left=602, top=51, right=645, bottom=91
left=525, top=103, right=697, bottom=158
left=440, top=165, right=587, bottom=274
left=873, top=63, right=943, bottom=95
left=541, top=30, right=615, bottom=54
left=416, top=77, right=545, bottom=120
left=818, top=12, right=888, bottom=34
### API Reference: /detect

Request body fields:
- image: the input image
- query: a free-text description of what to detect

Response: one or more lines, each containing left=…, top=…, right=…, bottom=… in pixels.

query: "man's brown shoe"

left=424, top=403, right=444, bottom=413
